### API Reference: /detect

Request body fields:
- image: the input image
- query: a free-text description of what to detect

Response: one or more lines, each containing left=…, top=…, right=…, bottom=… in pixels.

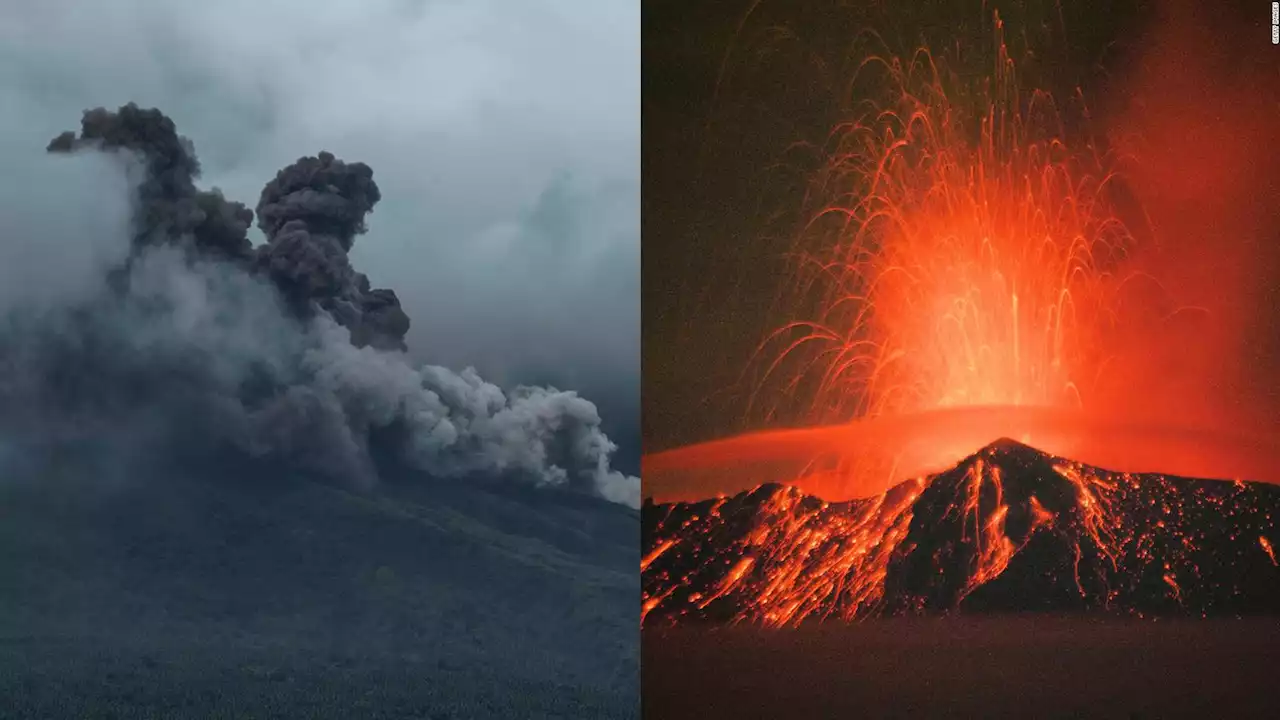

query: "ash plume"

left=256, top=151, right=381, bottom=251
left=3, top=103, right=639, bottom=509
left=46, top=103, right=255, bottom=261
left=254, top=150, right=410, bottom=352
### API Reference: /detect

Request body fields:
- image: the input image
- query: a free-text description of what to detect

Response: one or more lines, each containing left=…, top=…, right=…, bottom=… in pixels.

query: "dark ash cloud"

left=1, top=104, right=639, bottom=508
left=0, top=0, right=639, bottom=473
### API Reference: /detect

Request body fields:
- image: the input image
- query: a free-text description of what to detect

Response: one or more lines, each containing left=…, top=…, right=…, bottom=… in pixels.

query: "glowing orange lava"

left=752, top=16, right=1131, bottom=435
left=643, top=406, right=1280, bottom=503
left=643, top=439, right=1280, bottom=627
left=1261, top=536, right=1278, bottom=567
left=648, top=13, right=1279, bottom=505
left=643, top=4, right=1280, bottom=631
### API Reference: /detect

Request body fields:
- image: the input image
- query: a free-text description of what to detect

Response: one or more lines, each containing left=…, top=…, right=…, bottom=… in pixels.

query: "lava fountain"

left=646, top=12, right=1280, bottom=503
left=752, top=19, right=1130, bottom=423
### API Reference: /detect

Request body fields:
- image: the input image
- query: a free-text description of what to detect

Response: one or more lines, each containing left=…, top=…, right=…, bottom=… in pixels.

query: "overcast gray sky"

left=0, top=0, right=640, bottom=470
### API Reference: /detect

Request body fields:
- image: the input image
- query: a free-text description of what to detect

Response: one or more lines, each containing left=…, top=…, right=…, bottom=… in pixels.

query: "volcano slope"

left=642, top=439, right=1280, bottom=718
left=0, top=450, right=639, bottom=720
left=642, top=437, right=1280, bottom=625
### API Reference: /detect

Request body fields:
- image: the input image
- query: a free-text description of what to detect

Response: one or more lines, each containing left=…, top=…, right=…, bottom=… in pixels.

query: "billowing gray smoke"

left=47, top=104, right=256, bottom=262
left=47, top=104, right=409, bottom=352
left=6, top=103, right=639, bottom=508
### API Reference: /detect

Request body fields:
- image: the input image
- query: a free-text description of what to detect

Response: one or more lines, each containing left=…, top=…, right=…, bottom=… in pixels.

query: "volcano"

left=0, top=454, right=639, bottom=719
left=641, top=438, right=1280, bottom=626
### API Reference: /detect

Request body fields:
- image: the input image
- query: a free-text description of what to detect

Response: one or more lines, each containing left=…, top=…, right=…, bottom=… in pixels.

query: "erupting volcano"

left=643, top=5, right=1280, bottom=628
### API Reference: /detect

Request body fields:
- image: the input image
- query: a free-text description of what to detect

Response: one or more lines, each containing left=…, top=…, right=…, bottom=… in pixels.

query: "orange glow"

left=1162, top=573, right=1182, bottom=604
left=641, top=539, right=678, bottom=572
left=1262, top=536, right=1278, bottom=567
left=643, top=406, right=1280, bottom=503
left=956, top=459, right=1016, bottom=597
left=644, top=480, right=923, bottom=627
left=751, top=17, right=1131, bottom=434
left=643, top=3, right=1280, bottom=630
left=719, top=16, right=1179, bottom=504
left=648, top=10, right=1280, bottom=506
left=642, top=438, right=1280, bottom=626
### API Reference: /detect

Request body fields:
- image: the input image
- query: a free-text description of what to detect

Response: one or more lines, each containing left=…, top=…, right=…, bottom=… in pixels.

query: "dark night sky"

left=642, top=0, right=1277, bottom=455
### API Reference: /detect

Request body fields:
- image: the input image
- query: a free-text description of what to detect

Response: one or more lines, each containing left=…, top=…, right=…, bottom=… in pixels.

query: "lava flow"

left=642, top=439, right=1280, bottom=627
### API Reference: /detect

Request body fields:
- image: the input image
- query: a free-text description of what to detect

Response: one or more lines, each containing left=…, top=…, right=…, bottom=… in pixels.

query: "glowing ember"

left=1261, top=536, right=1278, bottom=567
left=641, top=538, right=679, bottom=572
